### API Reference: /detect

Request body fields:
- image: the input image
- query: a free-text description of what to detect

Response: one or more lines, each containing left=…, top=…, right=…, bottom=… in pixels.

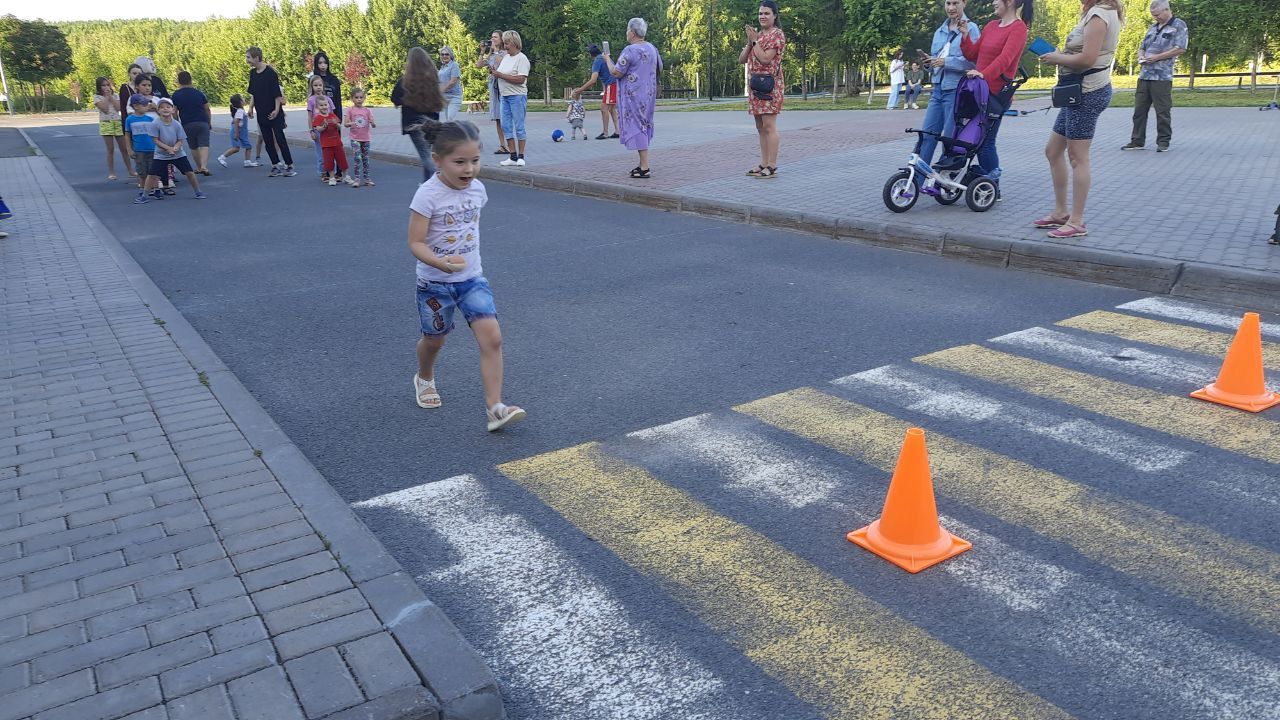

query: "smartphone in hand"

left=602, top=41, right=610, bottom=56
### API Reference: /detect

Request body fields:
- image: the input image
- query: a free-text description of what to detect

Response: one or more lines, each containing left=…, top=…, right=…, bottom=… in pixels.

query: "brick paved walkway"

left=0, top=150, right=502, bottom=719
left=254, top=101, right=1279, bottom=276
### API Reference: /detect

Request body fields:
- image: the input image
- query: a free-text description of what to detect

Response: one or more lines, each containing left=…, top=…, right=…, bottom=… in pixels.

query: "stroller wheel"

left=882, top=170, right=918, bottom=213
left=966, top=177, right=998, bottom=212
left=934, top=174, right=963, bottom=206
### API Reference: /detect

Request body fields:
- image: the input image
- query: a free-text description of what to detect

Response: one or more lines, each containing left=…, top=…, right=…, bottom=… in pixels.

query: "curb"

left=238, top=124, right=1280, bottom=312
left=25, top=129, right=506, bottom=720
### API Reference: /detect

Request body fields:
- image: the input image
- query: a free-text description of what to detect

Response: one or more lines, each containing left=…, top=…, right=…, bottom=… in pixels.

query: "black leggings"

left=256, top=113, right=293, bottom=166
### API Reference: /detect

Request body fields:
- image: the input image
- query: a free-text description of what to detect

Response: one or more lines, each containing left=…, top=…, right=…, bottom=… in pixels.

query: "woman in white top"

left=1034, top=0, right=1123, bottom=239
left=887, top=50, right=906, bottom=109
left=489, top=30, right=531, bottom=167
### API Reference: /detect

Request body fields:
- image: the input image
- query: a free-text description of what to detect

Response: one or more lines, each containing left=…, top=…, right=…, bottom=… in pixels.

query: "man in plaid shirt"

left=1122, top=0, right=1189, bottom=153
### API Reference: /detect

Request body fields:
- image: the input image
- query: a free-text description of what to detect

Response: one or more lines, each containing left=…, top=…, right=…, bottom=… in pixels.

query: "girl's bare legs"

left=416, top=334, right=446, bottom=382
left=762, top=113, right=780, bottom=167
left=1066, top=138, right=1093, bottom=227
left=1044, top=131, right=1070, bottom=219
left=114, top=136, right=135, bottom=176
left=102, top=135, right=117, bottom=177
left=470, top=319, right=504, bottom=408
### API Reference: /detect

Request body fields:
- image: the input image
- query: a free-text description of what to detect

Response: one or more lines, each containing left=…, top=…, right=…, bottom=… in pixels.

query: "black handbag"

left=1052, top=66, right=1104, bottom=108
left=749, top=73, right=775, bottom=100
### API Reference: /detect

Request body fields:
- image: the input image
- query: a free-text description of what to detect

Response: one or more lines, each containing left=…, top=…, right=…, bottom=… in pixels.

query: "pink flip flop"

left=1046, top=223, right=1088, bottom=238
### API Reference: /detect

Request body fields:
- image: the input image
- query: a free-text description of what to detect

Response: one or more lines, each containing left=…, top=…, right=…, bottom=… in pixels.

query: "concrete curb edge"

left=24, top=130, right=506, bottom=720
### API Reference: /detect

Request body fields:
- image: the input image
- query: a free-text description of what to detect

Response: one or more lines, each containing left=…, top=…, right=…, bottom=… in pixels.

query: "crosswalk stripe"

left=1118, top=297, right=1280, bottom=338
left=498, top=444, right=1071, bottom=720
left=989, top=327, right=1225, bottom=386
left=1057, top=310, right=1280, bottom=370
left=834, top=364, right=1191, bottom=473
left=626, top=413, right=1280, bottom=717
left=916, top=344, right=1280, bottom=464
left=735, top=388, right=1280, bottom=634
left=353, top=475, right=738, bottom=720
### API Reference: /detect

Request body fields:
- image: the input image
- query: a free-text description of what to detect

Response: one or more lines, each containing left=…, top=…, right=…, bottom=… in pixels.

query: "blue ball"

left=552, top=129, right=565, bottom=142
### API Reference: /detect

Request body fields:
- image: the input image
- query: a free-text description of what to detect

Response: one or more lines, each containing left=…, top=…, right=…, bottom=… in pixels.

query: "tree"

left=0, top=15, right=75, bottom=111
left=344, top=51, right=371, bottom=88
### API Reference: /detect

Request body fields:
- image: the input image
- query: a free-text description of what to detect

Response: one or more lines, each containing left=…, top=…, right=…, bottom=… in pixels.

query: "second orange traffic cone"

left=848, top=428, right=970, bottom=573
left=1190, top=312, right=1280, bottom=413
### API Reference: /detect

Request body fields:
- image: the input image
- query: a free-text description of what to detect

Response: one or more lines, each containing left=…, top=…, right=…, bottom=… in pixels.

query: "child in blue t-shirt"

left=123, top=95, right=155, bottom=188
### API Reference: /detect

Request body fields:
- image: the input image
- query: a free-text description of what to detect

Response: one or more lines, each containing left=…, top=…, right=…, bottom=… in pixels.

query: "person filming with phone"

left=917, top=0, right=980, bottom=168
left=574, top=44, right=620, bottom=139
left=476, top=31, right=510, bottom=155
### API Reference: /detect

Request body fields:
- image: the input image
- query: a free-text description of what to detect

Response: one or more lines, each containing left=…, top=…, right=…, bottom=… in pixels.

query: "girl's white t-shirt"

left=409, top=175, right=486, bottom=283
left=233, top=108, right=248, bottom=128
left=497, top=52, right=531, bottom=96
left=94, top=94, right=120, bottom=122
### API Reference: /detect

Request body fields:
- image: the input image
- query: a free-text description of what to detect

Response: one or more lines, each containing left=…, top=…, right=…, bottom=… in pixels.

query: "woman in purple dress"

left=603, top=18, right=662, bottom=179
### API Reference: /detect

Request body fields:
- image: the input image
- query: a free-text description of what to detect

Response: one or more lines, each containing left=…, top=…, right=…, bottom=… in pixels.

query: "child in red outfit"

left=312, top=97, right=355, bottom=186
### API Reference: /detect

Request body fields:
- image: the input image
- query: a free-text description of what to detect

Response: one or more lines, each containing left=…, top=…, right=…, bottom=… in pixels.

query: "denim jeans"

left=904, top=83, right=923, bottom=106
left=918, top=86, right=957, bottom=166
left=312, top=136, right=324, bottom=175
left=408, top=129, right=435, bottom=181
left=500, top=94, right=528, bottom=144
left=974, top=113, right=1005, bottom=182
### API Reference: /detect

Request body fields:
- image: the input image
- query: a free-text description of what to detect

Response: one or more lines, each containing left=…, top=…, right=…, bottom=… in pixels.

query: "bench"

left=661, top=87, right=695, bottom=99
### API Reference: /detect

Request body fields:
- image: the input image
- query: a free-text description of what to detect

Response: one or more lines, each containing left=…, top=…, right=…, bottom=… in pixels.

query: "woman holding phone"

left=739, top=0, right=785, bottom=178
left=959, top=0, right=1032, bottom=195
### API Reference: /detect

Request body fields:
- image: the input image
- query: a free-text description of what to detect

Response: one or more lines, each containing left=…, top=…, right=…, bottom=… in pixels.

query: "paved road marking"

left=625, top=415, right=1280, bottom=717
left=835, top=364, right=1191, bottom=473
left=736, top=388, right=1280, bottom=634
left=989, top=327, right=1224, bottom=386
left=1057, top=310, right=1280, bottom=371
left=499, top=444, right=1070, bottom=720
left=354, top=476, right=736, bottom=720
left=916, top=344, right=1280, bottom=465
left=1118, top=298, right=1280, bottom=338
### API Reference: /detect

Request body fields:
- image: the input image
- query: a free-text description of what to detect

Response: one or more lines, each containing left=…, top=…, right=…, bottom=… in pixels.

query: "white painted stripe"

left=1118, top=298, right=1280, bottom=338
left=835, top=365, right=1190, bottom=473
left=629, top=415, right=842, bottom=507
left=354, top=476, right=737, bottom=720
left=989, top=326, right=1245, bottom=387
left=629, top=420, right=1280, bottom=718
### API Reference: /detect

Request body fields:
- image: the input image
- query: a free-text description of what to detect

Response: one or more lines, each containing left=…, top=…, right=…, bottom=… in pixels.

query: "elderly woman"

left=602, top=18, right=662, bottom=178
left=438, top=47, right=463, bottom=122
left=490, top=30, right=530, bottom=167
left=475, top=31, right=509, bottom=155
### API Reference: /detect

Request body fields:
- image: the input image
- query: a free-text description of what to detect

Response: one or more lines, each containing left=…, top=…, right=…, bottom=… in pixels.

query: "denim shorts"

left=416, top=276, right=497, bottom=336
left=1052, top=84, right=1112, bottom=140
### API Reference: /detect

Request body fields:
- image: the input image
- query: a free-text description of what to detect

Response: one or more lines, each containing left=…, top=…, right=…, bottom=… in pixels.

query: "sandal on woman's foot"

left=1046, top=223, right=1088, bottom=239
left=746, top=165, right=764, bottom=176
left=413, top=375, right=441, bottom=409
left=1268, top=235, right=1279, bottom=246
left=487, top=403, right=527, bottom=432
left=629, top=167, right=650, bottom=179
left=1033, top=214, right=1069, bottom=229
left=758, top=166, right=777, bottom=178
left=107, top=175, right=117, bottom=181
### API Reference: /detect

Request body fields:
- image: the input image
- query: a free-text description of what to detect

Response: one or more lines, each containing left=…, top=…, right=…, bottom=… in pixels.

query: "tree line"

left=0, top=0, right=1274, bottom=113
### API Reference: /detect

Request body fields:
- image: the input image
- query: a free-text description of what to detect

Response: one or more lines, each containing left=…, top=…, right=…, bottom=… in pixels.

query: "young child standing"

left=408, top=120, right=526, bottom=431
left=311, top=97, right=353, bottom=186
left=217, top=94, right=257, bottom=168
left=565, top=92, right=587, bottom=140
left=94, top=77, right=133, bottom=181
left=123, top=95, right=156, bottom=188
left=307, top=75, right=329, bottom=177
left=135, top=98, right=206, bottom=203
left=343, top=87, right=376, bottom=187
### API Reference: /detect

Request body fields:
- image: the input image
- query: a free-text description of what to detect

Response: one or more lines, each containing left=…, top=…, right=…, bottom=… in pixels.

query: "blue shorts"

left=416, top=276, right=497, bottom=336
left=1052, top=84, right=1112, bottom=141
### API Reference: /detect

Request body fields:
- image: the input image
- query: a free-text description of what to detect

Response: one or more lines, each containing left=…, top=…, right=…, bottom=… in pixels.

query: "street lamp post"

left=707, top=0, right=714, bottom=101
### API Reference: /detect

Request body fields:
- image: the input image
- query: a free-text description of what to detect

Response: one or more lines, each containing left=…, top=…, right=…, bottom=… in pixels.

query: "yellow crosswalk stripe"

left=917, top=344, right=1280, bottom=464
left=1058, top=310, right=1280, bottom=370
left=499, top=444, right=1071, bottom=720
left=736, top=388, right=1280, bottom=635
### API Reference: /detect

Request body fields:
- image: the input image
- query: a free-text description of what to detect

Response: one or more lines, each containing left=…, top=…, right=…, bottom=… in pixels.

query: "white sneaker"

left=499, top=158, right=517, bottom=166
left=243, top=160, right=259, bottom=167
left=328, top=176, right=337, bottom=186
left=217, top=155, right=228, bottom=168
left=515, top=158, right=526, bottom=167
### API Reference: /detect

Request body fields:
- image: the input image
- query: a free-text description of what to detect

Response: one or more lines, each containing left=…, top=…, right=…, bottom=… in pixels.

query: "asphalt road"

left=28, top=124, right=1280, bottom=720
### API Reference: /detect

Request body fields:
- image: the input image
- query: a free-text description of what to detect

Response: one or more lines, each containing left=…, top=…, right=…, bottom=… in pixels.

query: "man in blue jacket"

left=918, top=0, right=980, bottom=166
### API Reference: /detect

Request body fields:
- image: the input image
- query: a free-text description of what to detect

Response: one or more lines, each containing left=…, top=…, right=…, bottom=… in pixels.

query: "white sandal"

left=414, top=375, right=441, bottom=409
left=486, top=403, right=526, bottom=432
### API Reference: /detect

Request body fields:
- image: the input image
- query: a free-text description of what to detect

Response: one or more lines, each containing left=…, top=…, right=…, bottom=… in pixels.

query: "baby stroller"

left=882, top=70, right=1026, bottom=214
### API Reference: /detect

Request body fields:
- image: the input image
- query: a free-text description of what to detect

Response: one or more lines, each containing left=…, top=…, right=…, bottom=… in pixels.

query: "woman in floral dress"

left=739, top=0, right=785, bottom=178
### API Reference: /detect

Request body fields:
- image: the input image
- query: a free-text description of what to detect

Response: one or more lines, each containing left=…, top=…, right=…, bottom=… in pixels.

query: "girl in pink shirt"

left=344, top=87, right=377, bottom=187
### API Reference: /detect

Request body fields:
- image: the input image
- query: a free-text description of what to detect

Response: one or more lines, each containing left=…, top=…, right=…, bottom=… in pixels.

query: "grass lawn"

left=1106, top=89, right=1278, bottom=108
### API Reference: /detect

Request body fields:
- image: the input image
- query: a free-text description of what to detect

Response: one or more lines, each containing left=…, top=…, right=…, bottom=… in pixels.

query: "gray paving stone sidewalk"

left=0, top=148, right=503, bottom=719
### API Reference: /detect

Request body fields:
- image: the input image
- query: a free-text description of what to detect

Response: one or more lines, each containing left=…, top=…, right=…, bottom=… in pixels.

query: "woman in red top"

left=960, top=0, right=1032, bottom=186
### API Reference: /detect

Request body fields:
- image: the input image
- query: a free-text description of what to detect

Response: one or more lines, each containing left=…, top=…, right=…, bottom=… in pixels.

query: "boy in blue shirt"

left=123, top=95, right=155, bottom=189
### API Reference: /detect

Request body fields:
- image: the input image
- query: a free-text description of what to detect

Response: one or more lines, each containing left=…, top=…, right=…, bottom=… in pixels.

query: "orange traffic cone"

left=848, top=428, right=970, bottom=573
left=1190, top=312, right=1280, bottom=413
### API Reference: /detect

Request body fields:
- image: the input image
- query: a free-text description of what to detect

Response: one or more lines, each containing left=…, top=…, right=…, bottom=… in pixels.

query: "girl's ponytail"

left=1017, top=0, right=1035, bottom=27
